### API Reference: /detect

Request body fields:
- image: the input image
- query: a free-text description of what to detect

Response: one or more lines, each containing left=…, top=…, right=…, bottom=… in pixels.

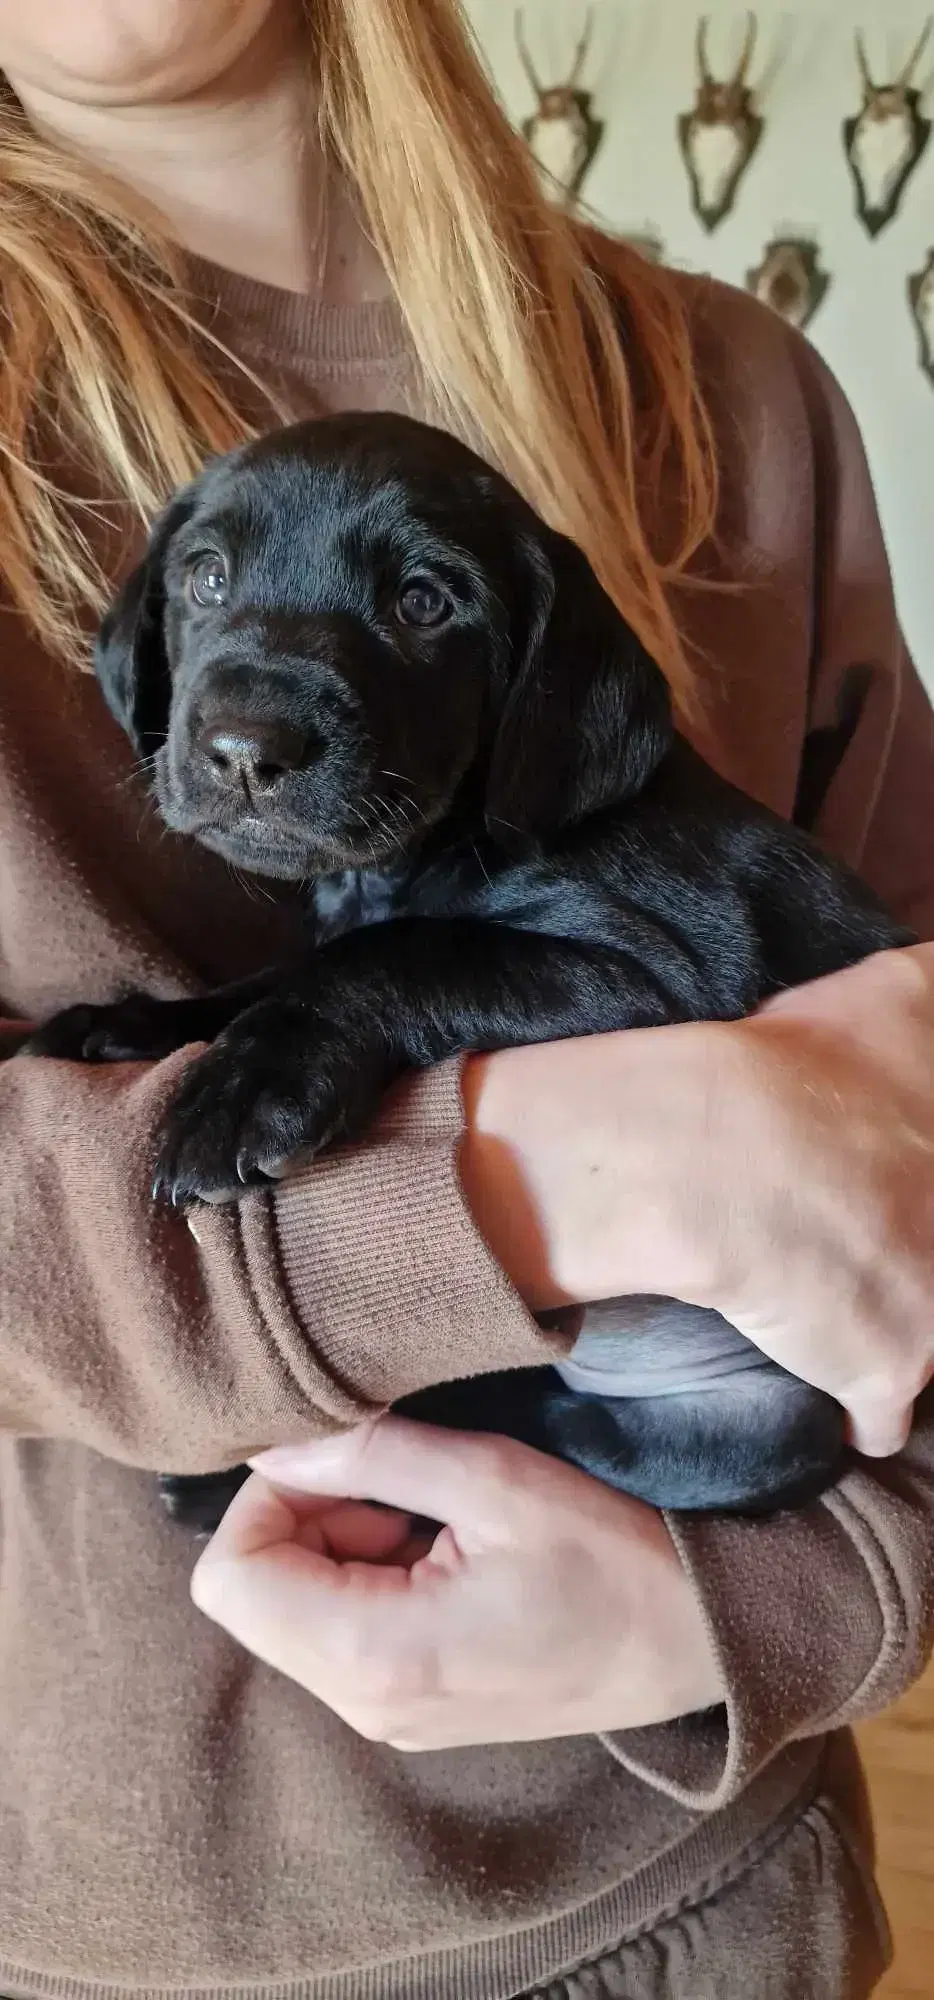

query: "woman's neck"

left=7, top=11, right=387, bottom=303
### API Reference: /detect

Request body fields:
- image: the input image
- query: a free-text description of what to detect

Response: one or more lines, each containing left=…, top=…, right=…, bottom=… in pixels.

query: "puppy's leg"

left=25, top=970, right=281, bottom=1064
left=149, top=917, right=717, bottom=1207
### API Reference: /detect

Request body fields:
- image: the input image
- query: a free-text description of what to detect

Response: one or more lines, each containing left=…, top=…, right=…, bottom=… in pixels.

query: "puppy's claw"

left=151, top=1164, right=181, bottom=1209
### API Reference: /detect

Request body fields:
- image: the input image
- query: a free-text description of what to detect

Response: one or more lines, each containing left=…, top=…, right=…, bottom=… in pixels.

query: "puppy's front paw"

left=152, top=997, right=383, bottom=1206
left=27, top=993, right=197, bottom=1063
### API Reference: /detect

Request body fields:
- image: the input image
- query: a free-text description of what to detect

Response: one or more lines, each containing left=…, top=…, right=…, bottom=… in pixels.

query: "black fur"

left=27, top=413, right=914, bottom=1533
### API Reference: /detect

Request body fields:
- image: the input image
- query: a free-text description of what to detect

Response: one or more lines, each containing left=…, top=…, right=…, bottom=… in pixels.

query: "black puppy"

left=29, top=412, right=913, bottom=1533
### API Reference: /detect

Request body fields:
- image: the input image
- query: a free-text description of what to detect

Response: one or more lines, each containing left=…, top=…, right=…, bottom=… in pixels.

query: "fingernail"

left=248, top=1438, right=349, bottom=1478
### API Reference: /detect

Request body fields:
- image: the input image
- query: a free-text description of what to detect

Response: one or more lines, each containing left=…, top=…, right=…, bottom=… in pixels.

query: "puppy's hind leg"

left=397, top=1297, right=848, bottom=1515
left=544, top=1297, right=846, bottom=1510
left=156, top=1466, right=251, bottom=1536
left=530, top=1371, right=846, bottom=1512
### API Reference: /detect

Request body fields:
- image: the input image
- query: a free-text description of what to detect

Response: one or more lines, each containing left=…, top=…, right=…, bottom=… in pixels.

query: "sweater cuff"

left=269, top=1058, right=570, bottom=1414
left=602, top=1498, right=884, bottom=1811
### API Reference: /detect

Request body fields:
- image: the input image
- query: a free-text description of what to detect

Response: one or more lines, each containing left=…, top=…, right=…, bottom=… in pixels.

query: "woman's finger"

left=250, top=1415, right=537, bottom=1532
left=845, top=1400, right=914, bottom=1459
left=312, top=1498, right=417, bottom=1562
left=197, top=1471, right=414, bottom=1564
left=191, top=1474, right=427, bottom=1680
left=200, top=1466, right=306, bottom=1561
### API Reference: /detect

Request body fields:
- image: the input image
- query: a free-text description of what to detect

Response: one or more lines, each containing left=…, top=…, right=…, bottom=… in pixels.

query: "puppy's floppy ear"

left=94, top=491, right=193, bottom=755
left=484, top=527, right=674, bottom=850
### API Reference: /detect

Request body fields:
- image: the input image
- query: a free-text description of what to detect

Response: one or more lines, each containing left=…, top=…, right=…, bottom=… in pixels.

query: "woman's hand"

left=698, top=943, right=934, bottom=1457
left=191, top=1417, right=723, bottom=1744
left=461, top=944, right=934, bottom=1460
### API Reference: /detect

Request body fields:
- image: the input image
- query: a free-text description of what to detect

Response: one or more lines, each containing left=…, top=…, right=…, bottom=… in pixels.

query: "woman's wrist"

left=459, top=1047, right=569, bottom=1311
left=606, top=1503, right=725, bottom=1726
left=459, top=1024, right=732, bottom=1313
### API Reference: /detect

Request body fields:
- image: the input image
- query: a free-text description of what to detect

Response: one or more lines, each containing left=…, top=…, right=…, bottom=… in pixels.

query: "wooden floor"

left=858, top=1660, right=934, bottom=1998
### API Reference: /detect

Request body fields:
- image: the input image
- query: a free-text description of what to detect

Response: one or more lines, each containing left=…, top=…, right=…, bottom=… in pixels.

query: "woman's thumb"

left=845, top=1398, right=913, bottom=1460
left=251, top=1413, right=528, bottom=1529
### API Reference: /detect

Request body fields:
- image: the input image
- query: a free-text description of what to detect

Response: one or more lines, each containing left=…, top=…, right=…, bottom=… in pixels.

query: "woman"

left=0, top=3, right=931, bottom=1997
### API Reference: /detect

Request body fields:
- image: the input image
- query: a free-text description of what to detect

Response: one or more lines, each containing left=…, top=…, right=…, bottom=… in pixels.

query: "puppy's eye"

left=189, top=554, right=229, bottom=608
left=395, top=579, right=451, bottom=629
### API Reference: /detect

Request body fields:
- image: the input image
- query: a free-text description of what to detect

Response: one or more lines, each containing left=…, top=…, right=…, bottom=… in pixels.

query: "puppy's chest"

left=310, top=852, right=485, bottom=944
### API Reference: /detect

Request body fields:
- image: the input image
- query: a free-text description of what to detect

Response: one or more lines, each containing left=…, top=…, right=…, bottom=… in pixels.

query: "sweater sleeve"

left=0, top=1041, right=558, bottom=1471
left=603, top=322, right=934, bottom=1804
left=603, top=1397, right=934, bottom=1808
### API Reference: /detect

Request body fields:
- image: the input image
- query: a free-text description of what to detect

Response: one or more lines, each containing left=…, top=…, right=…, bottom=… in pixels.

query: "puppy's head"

left=97, top=412, right=672, bottom=879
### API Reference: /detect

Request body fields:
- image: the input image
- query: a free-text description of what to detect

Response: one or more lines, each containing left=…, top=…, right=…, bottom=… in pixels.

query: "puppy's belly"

left=541, top=1296, right=845, bottom=1511
left=398, top=1298, right=846, bottom=1513
left=554, top=1295, right=771, bottom=1401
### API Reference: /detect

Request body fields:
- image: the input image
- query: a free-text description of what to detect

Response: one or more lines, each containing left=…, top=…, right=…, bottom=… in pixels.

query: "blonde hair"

left=0, top=0, right=717, bottom=703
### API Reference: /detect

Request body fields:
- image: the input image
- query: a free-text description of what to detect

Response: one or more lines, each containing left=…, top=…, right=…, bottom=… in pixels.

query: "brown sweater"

left=0, top=258, right=933, bottom=2000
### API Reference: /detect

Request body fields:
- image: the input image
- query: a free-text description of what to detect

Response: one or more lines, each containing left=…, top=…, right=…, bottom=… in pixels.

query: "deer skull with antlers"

left=515, top=9, right=604, bottom=206
left=844, top=22, right=933, bottom=237
left=747, top=237, right=830, bottom=333
left=677, top=14, right=763, bottom=232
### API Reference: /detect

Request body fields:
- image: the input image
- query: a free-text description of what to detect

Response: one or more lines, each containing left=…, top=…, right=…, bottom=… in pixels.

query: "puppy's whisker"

left=379, top=773, right=423, bottom=815
left=388, top=787, right=422, bottom=823
left=378, top=777, right=428, bottom=825
left=117, top=778, right=158, bottom=807
left=472, top=842, right=494, bottom=890
left=377, top=795, right=411, bottom=835
left=133, top=795, right=164, bottom=845
left=229, top=864, right=259, bottom=905
left=227, top=862, right=275, bottom=906
left=365, top=794, right=406, bottom=844
left=115, top=753, right=161, bottom=798
left=368, top=788, right=399, bottom=818
left=343, top=801, right=375, bottom=831
left=372, top=790, right=422, bottom=838
left=370, top=813, right=394, bottom=852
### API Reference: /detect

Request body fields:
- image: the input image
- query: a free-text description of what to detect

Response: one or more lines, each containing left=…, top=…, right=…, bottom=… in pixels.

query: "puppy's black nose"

left=196, top=717, right=309, bottom=794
